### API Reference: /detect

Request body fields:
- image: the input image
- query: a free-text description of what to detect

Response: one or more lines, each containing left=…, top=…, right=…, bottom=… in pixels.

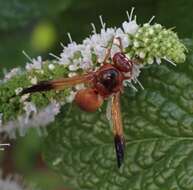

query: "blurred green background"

left=0, top=0, right=193, bottom=189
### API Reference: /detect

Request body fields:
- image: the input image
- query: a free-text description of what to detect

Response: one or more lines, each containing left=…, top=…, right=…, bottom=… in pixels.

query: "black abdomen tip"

left=114, top=135, right=125, bottom=168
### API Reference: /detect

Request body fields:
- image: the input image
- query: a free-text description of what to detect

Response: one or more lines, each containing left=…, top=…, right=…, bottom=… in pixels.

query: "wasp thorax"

left=97, top=69, right=119, bottom=91
left=94, top=66, right=123, bottom=97
left=74, top=88, right=103, bottom=112
left=113, top=52, right=133, bottom=73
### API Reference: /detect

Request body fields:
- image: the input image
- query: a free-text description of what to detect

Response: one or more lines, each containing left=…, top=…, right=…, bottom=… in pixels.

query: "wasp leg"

left=103, top=47, right=112, bottom=63
left=114, top=37, right=124, bottom=52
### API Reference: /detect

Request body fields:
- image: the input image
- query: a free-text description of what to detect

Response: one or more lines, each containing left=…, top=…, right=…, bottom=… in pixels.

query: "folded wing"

left=20, top=73, right=94, bottom=95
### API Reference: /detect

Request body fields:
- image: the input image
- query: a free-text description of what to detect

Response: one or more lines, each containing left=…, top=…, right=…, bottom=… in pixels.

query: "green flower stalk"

left=0, top=11, right=186, bottom=138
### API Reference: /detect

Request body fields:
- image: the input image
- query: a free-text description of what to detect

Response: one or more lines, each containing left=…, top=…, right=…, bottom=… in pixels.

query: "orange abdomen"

left=74, top=88, right=103, bottom=112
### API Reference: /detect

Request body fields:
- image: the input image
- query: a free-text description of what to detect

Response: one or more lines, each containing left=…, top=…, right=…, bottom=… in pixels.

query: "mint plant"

left=0, top=9, right=190, bottom=190
left=44, top=39, right=193, bottom=190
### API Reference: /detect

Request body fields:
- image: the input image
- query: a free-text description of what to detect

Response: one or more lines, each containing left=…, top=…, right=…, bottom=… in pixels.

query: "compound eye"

left=113, top=52, right=133, bottom=73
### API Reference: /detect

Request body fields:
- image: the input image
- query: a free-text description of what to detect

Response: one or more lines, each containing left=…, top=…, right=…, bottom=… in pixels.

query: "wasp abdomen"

left=75, top=88, right=103, bottom=112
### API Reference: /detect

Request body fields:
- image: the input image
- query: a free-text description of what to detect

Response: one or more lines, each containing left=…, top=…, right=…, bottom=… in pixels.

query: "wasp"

left=20, top=37, right=135, bottom=168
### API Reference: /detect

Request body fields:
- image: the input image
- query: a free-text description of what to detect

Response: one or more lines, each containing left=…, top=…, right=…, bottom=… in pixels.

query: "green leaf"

left=43, top=39, right=193, bottom=190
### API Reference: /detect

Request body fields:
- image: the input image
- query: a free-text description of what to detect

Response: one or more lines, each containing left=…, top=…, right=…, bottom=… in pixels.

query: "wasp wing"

left=20, top=73, right=94, bottom=95
left=111, top=92, right=125, bottom=168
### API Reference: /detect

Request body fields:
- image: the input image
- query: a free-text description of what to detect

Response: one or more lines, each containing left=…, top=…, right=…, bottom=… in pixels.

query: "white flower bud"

left=156, top=58, right=161, bottom=64
left=48, top=64, right=55, bottom=70
left=122, top=21, right=139, bottom=35
left=148, top=28, right=154, bottom=35
left=139, top=52, right=146, bottom=59
left=20, top=94, right=30, bottom=102
left=69, top=64, right=78, bottom=71
left=133, top=41, right=140, bottom=47
left=30, top=77, right=37, bottom=85
left=15, top=87, right=23, bottom=95
left=147, top=58, right=154, bottom=64
left=75, top=84, right=85, bottom=90
left=68, top=72, right=77, bottom=77
left=66, top=91, right=76, bottom=103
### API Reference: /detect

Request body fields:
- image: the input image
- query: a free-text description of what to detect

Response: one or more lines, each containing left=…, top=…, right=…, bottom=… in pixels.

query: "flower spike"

left=0, top=9, right=186, bottom=140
